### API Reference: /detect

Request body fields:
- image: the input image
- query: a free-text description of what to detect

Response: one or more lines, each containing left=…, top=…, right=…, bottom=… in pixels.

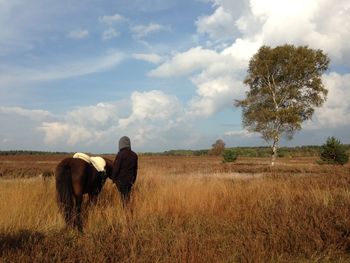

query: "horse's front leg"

left=88, top=178, right=103, bottom=206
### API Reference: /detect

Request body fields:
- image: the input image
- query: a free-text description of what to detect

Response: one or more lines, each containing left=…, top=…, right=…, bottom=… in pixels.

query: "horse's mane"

left=103, top=157, right=113, bottom=167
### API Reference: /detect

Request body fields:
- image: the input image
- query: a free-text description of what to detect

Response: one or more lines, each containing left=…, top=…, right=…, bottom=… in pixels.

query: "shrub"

left=222, top=149, right=237, bottom=163
left=320, top=136, right=349, bottom=165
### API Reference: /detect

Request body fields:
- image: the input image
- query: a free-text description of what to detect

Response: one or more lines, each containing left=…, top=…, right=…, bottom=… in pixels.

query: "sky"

left=0, top=0, right=349, bottom=153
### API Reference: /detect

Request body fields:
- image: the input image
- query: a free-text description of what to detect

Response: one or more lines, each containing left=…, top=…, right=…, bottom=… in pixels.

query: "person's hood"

left=119, top=136, right=131, bottom=151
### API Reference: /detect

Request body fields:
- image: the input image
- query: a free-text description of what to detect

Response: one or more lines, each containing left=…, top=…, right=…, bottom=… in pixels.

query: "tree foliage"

left=209, top=139, right=225, bottom=156
left=320, top=137, right=349, bottom=165
left=235, top=45, right=329, bottom=164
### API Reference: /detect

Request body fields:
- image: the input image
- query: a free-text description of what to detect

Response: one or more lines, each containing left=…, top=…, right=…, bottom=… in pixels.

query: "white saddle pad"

left=73, top=152, right=106, bottom=172
left=90, top=157, right=106, bottom=173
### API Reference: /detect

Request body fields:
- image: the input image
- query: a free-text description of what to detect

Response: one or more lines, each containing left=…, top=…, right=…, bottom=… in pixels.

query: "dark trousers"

left=116, top=183, right=132, bottom=207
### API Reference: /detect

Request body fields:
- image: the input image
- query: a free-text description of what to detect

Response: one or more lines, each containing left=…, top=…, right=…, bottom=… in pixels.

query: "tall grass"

left=0, top=157, right=350, bottom=262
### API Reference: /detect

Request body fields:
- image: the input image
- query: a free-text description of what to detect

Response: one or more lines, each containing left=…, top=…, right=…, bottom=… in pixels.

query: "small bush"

left=320, top=136, right=349, bottom=165
left=222, top=149, right=238, bottom=163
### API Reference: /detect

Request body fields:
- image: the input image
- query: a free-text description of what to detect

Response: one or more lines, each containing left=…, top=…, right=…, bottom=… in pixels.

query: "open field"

left=1, top=155, right=350, bottom=262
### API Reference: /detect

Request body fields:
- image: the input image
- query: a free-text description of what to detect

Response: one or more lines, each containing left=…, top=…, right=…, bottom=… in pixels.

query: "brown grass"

left=0, top=156, right=350, bottom=262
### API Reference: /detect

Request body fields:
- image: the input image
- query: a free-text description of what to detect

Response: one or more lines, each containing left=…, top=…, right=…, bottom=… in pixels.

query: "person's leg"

left=117, top=184, right=132, bottom=207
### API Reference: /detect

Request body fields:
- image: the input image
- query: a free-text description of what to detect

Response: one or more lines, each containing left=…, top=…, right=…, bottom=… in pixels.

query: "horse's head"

left=103, top=158, right=114, bottom=179
left=93, top=158, right=114, bottom=194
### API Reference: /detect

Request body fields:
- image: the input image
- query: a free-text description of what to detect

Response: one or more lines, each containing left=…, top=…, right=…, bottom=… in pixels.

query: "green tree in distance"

left=235, top=45, right=330, bottom=165
left=222, top=149, right=238, bottom=163
left=320, top=136, right=349, bottom=165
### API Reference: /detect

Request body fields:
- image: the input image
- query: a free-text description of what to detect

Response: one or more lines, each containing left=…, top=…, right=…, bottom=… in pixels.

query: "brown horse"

left=55, top=157, right=113, bottom=231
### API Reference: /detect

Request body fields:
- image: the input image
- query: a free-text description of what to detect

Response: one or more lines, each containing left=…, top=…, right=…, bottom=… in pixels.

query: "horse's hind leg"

left=74, top=195, right=83, bottom=232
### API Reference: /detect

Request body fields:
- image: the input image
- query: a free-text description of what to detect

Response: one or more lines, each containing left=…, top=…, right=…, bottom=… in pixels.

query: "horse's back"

left=55, top=158, right=91, bottom=185
left=56, top=157, right=88, bottom=174
left=56, top=157, right=93, bottom=196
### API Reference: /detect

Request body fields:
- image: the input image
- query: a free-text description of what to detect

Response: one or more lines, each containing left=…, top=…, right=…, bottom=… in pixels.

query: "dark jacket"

left=112, top=148, right=138, bottom=186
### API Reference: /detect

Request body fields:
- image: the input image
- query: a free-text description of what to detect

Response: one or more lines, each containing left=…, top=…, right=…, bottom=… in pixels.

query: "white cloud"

left=221, top=37, right=262, bottom=63
left=0, top=104, right=109, bottom=147
left=198, top=0, right=350, bottom=130
left=131, top=23, right=170, bottom=38
left=99, top=13, right=126, bottom=25
left=242, top=3, right=348, bottom=64
left=37, top=101, right=125, bottom=146
left=0, top=105, right=53, bottom=150
left=36, top=106, right=111, bottom=146
left=119, top=90, right=182, bottom=129
left=39, top=122, right=97, bottom=145
left=67, top=103, right=119, bottom=126
left=116, top=90, right=187, bottom=148
left=0, top=51, right=124, bottom=87
left=68, top=30, right=89, bottom=39
left=148, top=47, right=221, bottom=77
left=149, top=38, right=261, bottom=78
left=0, top=106, right=51, bottom=120
left=132, top=53, right=163, bottom=64
left=196, top=6, right=237, bottom=40
left=4, top=68, right=350, bottom=150
left=149, top=39, right=261, bottom=116
left=35, top=90, right=187, bottom=149
left=306, top=72, right=350, bottom=129
left=188, top=76, right=244, bottom=116
left=102, top=28, right=119, bottom=40
left=199, top=0, right=350, bottom=64
left=224, top=130, right=257, bottom=138
left=149, top=0, right=350, bottom=120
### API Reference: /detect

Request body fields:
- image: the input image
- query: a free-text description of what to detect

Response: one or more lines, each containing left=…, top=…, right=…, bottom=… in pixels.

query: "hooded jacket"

left=112, top=137, right=138, bottom=186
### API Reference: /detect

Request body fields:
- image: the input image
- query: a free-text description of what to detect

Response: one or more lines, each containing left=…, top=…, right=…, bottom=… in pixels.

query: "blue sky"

left=0, top=0, right=349, bottom=153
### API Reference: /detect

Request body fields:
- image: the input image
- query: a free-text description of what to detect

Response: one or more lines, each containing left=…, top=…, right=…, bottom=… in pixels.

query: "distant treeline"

left=142, top=145, right=350, bottom=158
left=142, top=150, right=208, bottom=156
left=0, top=150, right=72, bottom=156
left=1, top=145, right=349, bottom=157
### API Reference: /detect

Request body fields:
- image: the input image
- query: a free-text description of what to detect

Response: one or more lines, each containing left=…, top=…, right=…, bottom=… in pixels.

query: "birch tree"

left=235, top=45, right=329, bottom=165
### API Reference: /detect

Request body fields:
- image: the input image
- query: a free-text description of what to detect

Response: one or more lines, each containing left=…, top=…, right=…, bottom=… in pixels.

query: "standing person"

left=112, top=136, right=138, bottom=207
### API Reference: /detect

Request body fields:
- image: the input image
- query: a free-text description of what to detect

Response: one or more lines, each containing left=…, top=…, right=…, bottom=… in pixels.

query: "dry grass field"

left=0, top=155, right=350, bottom=262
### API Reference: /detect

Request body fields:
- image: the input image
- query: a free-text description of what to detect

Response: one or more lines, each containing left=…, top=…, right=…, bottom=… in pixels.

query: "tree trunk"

left=271, top=136, right=279, bottom=166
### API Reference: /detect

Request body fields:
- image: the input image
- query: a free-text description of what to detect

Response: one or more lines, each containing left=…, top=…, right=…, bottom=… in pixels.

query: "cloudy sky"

left=0, top=0, right=349, bottom=153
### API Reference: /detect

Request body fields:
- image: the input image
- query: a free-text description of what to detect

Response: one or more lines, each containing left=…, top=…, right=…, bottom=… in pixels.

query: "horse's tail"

left=55, top=163, right=74, bottom=226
